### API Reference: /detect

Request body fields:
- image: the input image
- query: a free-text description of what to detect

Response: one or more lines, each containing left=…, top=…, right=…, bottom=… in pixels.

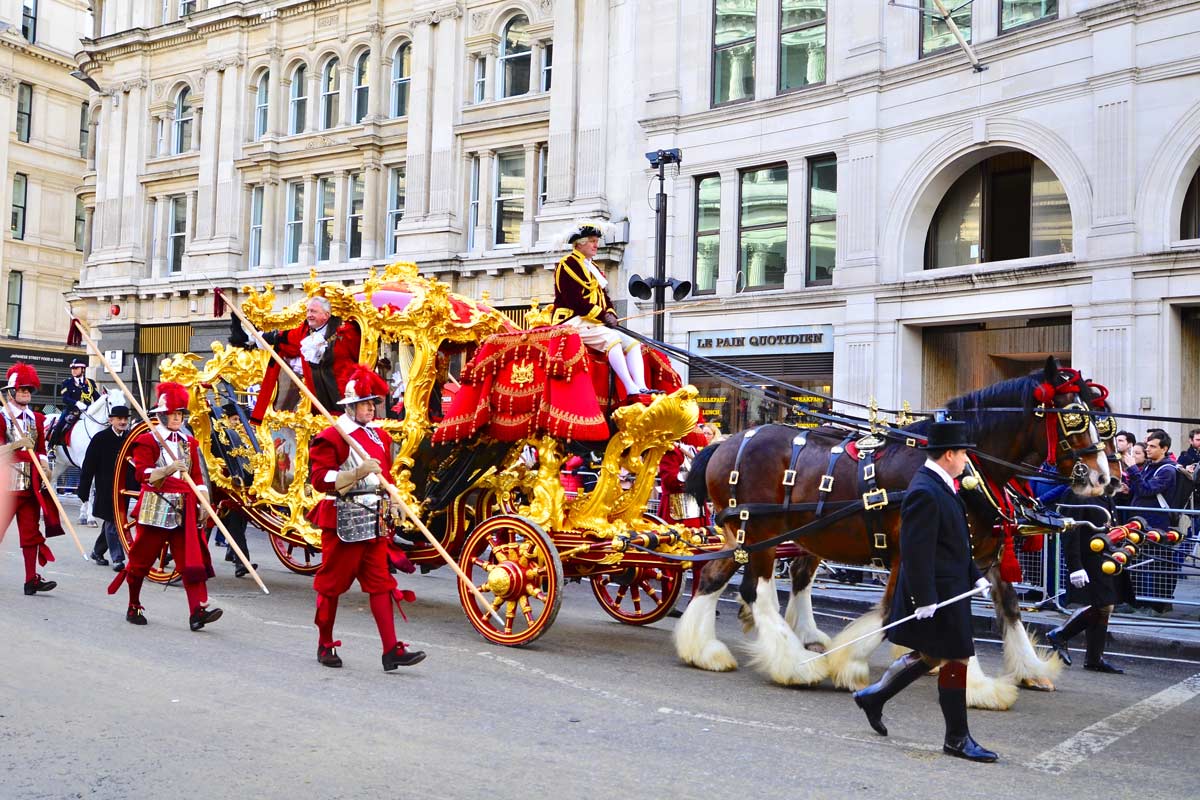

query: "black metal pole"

left=653, top=160, right=668, bottom=342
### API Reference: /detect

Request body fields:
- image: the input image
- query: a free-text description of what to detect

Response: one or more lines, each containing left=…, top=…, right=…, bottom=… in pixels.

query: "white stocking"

left=624, top=347, right=648, bottom=393
left=607, top=347, right=641, bottom=395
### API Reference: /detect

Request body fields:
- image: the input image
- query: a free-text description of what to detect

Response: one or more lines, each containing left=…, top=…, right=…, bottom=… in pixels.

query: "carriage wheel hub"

left=487, top=563, right=524, bottom=599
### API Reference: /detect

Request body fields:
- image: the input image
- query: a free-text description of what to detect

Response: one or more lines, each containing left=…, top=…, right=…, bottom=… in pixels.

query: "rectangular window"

left=16, top=83, right=32, bottom=143
left=168, top=196, right=187, bottom=273
left=779, top=1, right=826, bottom=92
left=10, top=174, right=27, bottom=240
left=386, top=166, right=406, bottom=256
left=493, top=152, right=524, bottom=246
left=1000, top=0, right=1057, bottom=33
left=807, top=156, right=836, bottom=286
left=79, top=101, right=89, bottom=158
left=179, top=0, right=196, bottom=17
left=693, top=175, right=721, bottom=295
left=738, top=165, right=787, bottom=290
left=285, top=181, right=304, bottom=264
left=21, top=0, right=36, bottom=43
left=289, top=67, right=308, bottom=135
left=248, top=185, right=263, bottom=267
left=537, top=146, right=549, bottom=211
left=921, top=0, right=972, bottom=57
left=712, top=0, right=756, bottom=106
left=467, top=156, right=480, bottom=250
left=473, top=57, right=487, bottom=103
left=75, top=197, right=86, bottom=252
left=541, top=44, right=553, bottom=91
left=316, top=176, right=334, bottom=261
left=6, top=271, right=22, bottom=338
left=347, top=172, right=364, bottom=259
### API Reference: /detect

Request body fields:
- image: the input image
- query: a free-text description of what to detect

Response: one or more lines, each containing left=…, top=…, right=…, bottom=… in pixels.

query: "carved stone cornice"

left=413, top=3, right=463, bottom=26
left=0, top=70, right=16, bottom=98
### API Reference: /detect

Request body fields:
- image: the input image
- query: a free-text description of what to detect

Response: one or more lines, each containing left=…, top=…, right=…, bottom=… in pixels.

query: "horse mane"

left=906, top=372, right=1040, bottom=443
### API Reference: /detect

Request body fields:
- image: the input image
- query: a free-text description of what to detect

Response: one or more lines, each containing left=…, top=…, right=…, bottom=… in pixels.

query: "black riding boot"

left=852, top=652, right=929, bottom=736
left=1045, top=606, right=1093, bottom=666
left=939, top=661, right=998, bottom=763
left=1084, top=605, right=1123, bottom=673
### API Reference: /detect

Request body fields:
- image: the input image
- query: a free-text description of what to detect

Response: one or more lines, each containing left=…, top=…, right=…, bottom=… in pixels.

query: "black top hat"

left=108, top=405, right=131, bottom=418
left=920, top=420, right=975, bottom=451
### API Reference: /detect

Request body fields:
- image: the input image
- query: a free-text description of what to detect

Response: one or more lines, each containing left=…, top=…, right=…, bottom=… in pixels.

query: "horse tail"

left=685, top=442, right=720, bottom=505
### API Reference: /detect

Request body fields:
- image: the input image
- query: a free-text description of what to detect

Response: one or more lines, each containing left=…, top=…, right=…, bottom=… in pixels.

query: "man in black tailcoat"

left=852, top=420, right=998, bottom=763
left=77, top=405, right=133, bottom=571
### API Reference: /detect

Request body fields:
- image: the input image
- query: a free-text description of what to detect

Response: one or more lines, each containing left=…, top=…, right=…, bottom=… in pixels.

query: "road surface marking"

left=1027, top=672, right=1200, bottom=774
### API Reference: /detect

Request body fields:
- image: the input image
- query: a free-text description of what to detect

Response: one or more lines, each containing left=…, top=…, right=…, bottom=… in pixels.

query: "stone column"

left=300, top=174, right=317, bottom=264
left=367, top=22, right=385, bottom=122
left=30, top=85, right=48, bottom=144
left=99, top=90, right=124, bottom=252
left=267, top=47, right=284, bottom=137
left=484, top=50, right=497, bottom=102
left=212, top=60, right=244, bottom=248
left=304, top=67, right=319, bottom=133
left=403, top=19, right=435, bottom=219
left=260, top=177, right=279, bottom=268
left=151, top=196, right=168, bottom=276
left=193, top=64, right=220, bottom=241
left=362, top=161, right=381, bottom=261
left=339, top=63, right=354, bottom=128
left=426, top=10, right=463, bottom=219
left=331, top=170, right=348, bottom=263
left=119, top=81, right=147, bottom=252
left=521, top=143, right=538, bottom=246
left=474, top=150, right=494, bottom=251
left=155, top=113, right=171, bottom=156
left=83, top=205, right=95, bottom=257
left=545, top=0, right=578, bottom=206
left=530, top=42, right=543, bottom=93
left=784, top=159, right=807, bottom=291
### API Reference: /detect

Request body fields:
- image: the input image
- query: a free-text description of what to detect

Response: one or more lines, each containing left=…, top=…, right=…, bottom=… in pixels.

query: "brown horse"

left=675, top=358, right=1110, bottom=709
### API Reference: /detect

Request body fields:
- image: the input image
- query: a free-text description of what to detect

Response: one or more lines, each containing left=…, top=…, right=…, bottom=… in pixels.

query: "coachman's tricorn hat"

left=920, top=420, right=976, bottom=451
left=567, top=222, right=604, bottom=244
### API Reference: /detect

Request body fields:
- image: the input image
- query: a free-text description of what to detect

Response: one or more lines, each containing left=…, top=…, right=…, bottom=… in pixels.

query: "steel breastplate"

left=6, top=410, right=32, bottom=491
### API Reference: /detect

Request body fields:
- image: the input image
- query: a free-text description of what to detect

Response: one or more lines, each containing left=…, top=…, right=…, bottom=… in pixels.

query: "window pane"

left=782, top=0, right=824, bottom=29
left=496, top=198, right=522, bottom=245
left=780, top=24, right=825, bottom=90
left=695, top=233, right=719, bottom=293
left=1030, top=157, right=1072, bottom=256
left=713, top=41, right=755, bottom=105
left=740, top=226, right=787, bottom=288
left=927, top=165, right=982, bottom=268
left=504, top=17, right=531, bottom=54
left=740, top=166, right=788, bottom=227
left=697, top=176, right=721, bottom=231
left=1001, top=0, right=1057, bottom=31
left=504, top=54, right=531, bottom=97
left=807, top=219, right=835, bottom=284
left=1182, top=170, right=1200, bottom=240
left=922, top=0, right=971, bottom=55
left=715, top=0, right=756, bottom=46
left=497, top=153, right=525, bottom=195
left=809, top=158, right=837, bottom=217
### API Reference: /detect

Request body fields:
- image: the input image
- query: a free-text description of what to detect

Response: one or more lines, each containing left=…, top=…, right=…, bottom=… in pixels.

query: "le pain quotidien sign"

left=687, top=325, right=834, bottom=358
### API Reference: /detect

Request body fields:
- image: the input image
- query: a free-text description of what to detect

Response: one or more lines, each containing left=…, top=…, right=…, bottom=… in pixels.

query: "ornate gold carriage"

left=112, top=262, right=718, bottom=646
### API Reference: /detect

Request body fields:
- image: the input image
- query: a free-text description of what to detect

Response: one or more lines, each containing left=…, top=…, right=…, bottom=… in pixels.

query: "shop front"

left=686, top=325, right=834, bottom=435
left=0, top=343, right=89, bottom=412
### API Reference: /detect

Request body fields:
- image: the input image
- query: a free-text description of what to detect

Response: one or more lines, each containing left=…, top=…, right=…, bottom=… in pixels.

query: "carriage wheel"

left=112, top=421, right=178, bottom=585
left=457, top=515, right=563, bottom=647
left=590, top=565, right=684, bottom=626
left=268, top=532, right=323, bottom=575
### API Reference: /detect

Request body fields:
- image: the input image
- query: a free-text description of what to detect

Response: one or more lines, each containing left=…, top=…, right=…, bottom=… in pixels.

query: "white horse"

left=44, top=388, right=127, bottom=525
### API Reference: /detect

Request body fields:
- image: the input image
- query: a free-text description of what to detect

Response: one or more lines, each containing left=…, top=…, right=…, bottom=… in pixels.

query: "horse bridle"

left=1035, top=368, right=1104, bottom=482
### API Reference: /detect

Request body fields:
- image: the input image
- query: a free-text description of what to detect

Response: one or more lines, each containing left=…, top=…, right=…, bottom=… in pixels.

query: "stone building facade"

left=0, top=0, right=91, bottom=406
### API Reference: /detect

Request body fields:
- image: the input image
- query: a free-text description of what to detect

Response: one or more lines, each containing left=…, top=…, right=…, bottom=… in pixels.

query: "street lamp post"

left=629, top=148, right=690, bottom=343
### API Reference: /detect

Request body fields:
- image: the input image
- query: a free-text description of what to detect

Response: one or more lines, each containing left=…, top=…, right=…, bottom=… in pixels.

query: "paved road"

left=2, top=525, right=1198, bottom=799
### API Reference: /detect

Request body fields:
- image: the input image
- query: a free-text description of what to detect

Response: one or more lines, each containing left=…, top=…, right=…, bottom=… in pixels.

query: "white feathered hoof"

left=744, top=578, right=827, bottom=686
left=804, top=640, right=827, bottom=654
left=674, top=592, right=738, bottom=672
left=966, top=656, right=1018, bottom=711
left=1001, top=624, right=1063, bottom=690
left=686, top=639, right=739, bottom=672
left=737, top=599, right=755, bottom=635
left=824, top=609, right=885, bottom=691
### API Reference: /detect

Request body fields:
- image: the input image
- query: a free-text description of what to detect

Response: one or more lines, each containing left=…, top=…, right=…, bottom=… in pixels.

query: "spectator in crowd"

left=1114, top=430, right=1136, bottom=461
left=1125, top=432, right=1180, bottom=614
left=1176, top=428, right=1200, bottom=491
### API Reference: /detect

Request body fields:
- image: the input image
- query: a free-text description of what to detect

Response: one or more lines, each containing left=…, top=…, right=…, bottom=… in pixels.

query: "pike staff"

left=67, top=308, right=270, bottom=596
left=216, top=289, right=503, bottom=626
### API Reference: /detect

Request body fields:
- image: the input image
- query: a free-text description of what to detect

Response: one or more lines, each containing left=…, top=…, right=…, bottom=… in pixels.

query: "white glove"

left=75, top=400, right=87, bottom=411
left=914, top=604, right=937, bottom=620
left=975, top=577, right=991, bottom=593
left=1069, top=569, right=1090, bottom=588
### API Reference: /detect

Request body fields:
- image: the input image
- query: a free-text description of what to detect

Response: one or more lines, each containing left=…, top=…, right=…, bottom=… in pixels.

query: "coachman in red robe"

left=108, top=382, right=222, bottom=630
left=309, top=365, right=425, bottom=672
left=0, top=363, right=65, bottom=596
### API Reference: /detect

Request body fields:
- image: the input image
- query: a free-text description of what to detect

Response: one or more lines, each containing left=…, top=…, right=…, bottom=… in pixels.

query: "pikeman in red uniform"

left=309, top=365, right=425, bottom=672
left=109, top=382, right=222, bottom=630
left=0, top=363, right=65, bottom=595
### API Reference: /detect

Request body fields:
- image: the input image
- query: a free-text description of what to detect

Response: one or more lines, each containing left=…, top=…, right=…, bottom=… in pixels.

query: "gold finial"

left=897, top=400, right=914, bottom=428
left=868, top=396, right=880, bottom=433
left=481, top=290, right=491, bottom=303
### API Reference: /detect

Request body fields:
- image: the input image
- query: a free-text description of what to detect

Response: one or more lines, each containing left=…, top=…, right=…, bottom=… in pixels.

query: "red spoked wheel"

left=457, top=515, right=563, bottom=646
left=590, top=565, right=684, bottom=625
left=112, top=421, right=177, bottom=584
left=268, top=532, right=323, bottom=574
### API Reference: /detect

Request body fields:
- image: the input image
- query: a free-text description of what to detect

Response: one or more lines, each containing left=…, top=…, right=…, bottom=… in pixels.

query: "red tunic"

left=308, top=420, right=397, bottom=597
left=251, top=318, right=362, bottom=422
left=0, top=408, right=63, bottom=552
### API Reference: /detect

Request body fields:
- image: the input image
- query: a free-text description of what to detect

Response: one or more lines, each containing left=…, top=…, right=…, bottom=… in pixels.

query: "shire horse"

left=676, top=358, right=1111, bottom=709
left=45, top=388, right=127, bottom=525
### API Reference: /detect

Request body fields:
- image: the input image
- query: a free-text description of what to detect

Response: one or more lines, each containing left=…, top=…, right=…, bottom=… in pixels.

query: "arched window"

left=172, top=88, right=193, bottom=154
left=321, top=58, right=341, bottom=129
left=352, top=52, right=369, bottom=124
left=1182, top=166, right=1200, bottom=240
left=289, top=65, right=307, bottom=134
left=924, top=151, right=1072, bottom=269
left=391, top=43, right=411, bottom=118
left=499, top=15, right=531, bottom=98
left=254, top=71, right=269, bottom=140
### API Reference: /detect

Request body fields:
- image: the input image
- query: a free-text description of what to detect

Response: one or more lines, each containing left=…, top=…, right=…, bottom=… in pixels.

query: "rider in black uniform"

left=49, top=358, right=100, bottom=449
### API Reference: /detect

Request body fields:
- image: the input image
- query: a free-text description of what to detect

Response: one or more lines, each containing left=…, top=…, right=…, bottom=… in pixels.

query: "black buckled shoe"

left=23, top=575, right=57, bottom=595
left=382, top=642, right=426, bottom=671
left=318, top=644, right=343, bottom=668
left=1084, top=659, right=1124, bottom=674
left=1044, top=629, right=1072, bottom=666
left=90, top=552, right=110, bottom=566
left=189, top=605, right=223, bottom=631
left=126, top=604, right=148, bottom=625
left=943, top=734, right=999, bottom=763
left=233, top=562, right=257, bottom=579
